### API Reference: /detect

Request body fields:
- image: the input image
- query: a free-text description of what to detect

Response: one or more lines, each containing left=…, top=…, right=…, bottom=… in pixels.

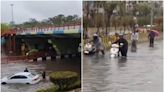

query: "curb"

left=28, top=53, right=80, bottom=62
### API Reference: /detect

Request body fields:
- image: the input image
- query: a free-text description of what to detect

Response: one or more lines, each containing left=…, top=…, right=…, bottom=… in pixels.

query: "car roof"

left=14, top=72, right=31, bottom=76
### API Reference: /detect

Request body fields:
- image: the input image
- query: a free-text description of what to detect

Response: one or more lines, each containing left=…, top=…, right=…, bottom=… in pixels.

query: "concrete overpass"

left=2, top=25, right=81, bottom=56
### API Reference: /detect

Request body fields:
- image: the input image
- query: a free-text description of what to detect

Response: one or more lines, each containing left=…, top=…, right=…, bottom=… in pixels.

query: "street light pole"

left=10, top=4, right=14, bottom=25
left=10, top=4, right=14, bottom=54
left=150, top=1, right=154, bottom=29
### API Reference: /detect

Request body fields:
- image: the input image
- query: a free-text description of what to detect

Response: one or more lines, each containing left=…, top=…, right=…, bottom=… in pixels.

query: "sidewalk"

left=1, top=55, right=27, bottom=63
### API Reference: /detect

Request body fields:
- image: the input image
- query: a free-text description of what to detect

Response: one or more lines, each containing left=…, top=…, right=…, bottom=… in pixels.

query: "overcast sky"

left=1, top=1, right=82, bottom=24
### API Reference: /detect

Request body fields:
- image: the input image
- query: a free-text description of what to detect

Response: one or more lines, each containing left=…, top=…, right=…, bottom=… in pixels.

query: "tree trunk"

left=106, top=15, right=111, bottom=35
left=105, top=18, right=108, bottom=35
left=123, top=26, right=125, bottom=34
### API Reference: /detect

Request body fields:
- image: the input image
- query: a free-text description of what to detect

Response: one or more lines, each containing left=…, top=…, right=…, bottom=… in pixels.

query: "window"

left=10, top=76, right=21, bottom=79
left=28, top=73, right=35, bottom=78
left=19, top=75, right=27, bottom=79
left=10, top=75, right=27, bottom=79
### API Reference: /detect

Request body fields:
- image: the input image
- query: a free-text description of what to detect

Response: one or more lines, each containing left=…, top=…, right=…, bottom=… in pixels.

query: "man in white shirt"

left=131, top=30, right=139, bottom=52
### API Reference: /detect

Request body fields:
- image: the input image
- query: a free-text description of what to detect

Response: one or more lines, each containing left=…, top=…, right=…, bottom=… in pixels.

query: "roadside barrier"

left=1, top=53, right=80, bottom=63
left=27, top=53, right=80, bottom=62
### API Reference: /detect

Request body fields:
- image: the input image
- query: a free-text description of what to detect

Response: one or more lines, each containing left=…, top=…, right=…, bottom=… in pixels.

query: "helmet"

left=93, top=34, right=98, bottom=37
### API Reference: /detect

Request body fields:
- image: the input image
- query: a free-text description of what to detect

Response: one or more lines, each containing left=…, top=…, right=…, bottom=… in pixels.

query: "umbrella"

left=151, top=30, right=160, bottom=36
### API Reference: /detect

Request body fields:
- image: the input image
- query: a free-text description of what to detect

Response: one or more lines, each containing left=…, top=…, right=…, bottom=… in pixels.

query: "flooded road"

left=83, top=40, right=163, bottom=92
left=1, top=57, right=81, bottom=92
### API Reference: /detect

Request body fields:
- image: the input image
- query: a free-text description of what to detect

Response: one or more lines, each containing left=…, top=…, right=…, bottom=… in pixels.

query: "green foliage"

left=138, top=16, right=151, bottom=26
left=49, top=71, right=79, bottom=90
left=16, top=14, right=80, bottom=29
left=37, top=71, right=80, bottom=92
left=1, top=23, right=10, bottom=34
left=135, top=2, right=151, bottom=16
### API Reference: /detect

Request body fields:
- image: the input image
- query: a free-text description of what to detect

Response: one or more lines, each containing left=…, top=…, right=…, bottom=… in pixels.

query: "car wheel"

left=26, top=83, right=30, bottom=84
left=1, top=82, right=7, bottom=85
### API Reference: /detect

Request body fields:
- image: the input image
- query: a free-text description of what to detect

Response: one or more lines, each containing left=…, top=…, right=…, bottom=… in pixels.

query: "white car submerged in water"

left=1, top=72, right=41, bottom=84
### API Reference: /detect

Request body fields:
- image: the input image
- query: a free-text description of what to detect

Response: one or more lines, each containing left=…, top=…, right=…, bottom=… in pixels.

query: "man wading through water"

left=92, top=34, right=105, bottom=55
left=114, top=34, right=128, bottom=58
left=131, top=30, right=139, bottom=52
left=148, top=29, right=156, bottom=47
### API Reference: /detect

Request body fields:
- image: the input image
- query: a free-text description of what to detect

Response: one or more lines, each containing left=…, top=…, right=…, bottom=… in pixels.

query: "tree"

left=1, top=23, right=10, bottom=35
left=135, top=2, right=151, bottom=17
left=15, top=14, right=80, bottom=29
left=103, top=1, right=117, bottom=34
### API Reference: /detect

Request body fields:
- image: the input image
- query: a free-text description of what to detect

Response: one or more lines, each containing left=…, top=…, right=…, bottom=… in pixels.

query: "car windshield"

left=28, top=73, right=36, bottom=78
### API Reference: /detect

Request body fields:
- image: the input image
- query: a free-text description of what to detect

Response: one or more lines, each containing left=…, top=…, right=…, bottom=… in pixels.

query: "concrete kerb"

left=28, top=53, right=80, bottom=62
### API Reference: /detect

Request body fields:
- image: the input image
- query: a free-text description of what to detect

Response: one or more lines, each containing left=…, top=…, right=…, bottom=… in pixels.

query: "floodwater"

left=83, top=40, right=163, bottom=92
left=1, top=57, right=81, bottom=92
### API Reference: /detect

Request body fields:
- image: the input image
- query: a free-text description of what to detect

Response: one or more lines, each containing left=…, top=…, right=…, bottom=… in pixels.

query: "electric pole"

left=10, top=4, right=14, bottom=26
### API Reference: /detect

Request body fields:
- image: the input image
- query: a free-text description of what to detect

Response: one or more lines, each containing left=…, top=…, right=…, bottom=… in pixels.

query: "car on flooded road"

left=1, top=72, right=41, bottom=85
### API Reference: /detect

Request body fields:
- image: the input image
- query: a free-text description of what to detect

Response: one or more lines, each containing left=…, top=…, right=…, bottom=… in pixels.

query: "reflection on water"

left=83, top=41, right=163, bottom=92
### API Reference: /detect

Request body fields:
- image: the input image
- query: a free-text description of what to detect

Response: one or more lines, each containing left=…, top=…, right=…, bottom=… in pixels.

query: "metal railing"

left=15, top=23, right=81, bottom=34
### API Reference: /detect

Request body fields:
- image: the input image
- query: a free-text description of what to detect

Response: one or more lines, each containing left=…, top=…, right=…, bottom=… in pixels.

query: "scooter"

left=83, top=43, right=96, bottom=55
left=110, top=44, right=119, bottom=58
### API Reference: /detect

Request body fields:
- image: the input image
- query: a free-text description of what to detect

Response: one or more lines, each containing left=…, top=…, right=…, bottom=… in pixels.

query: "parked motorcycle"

left=110, top=44, right=119, bottom=58
left=83, top=43, right=96, bottom=55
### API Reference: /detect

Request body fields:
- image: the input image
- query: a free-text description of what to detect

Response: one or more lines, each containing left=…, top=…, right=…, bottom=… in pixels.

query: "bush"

left=37, top=71, right=81, bottom=92
left=49, top=71, right=79, bottom=90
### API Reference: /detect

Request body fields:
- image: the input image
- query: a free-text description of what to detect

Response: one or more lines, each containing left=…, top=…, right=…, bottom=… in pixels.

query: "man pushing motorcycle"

left=113, top=34, right=128, bottom=58
left=92, top=34, right=105, bottom=55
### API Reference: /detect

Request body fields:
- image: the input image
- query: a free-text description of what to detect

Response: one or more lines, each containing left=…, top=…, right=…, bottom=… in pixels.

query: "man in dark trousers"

left=42, top=71, right=46, bottom=80
left=114, top=34, right=128, bottom=57
left=148, top=30, right=156, bottom=47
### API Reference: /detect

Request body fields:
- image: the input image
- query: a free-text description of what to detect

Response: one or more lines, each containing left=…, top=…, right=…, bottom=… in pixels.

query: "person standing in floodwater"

left=148, top=30, right=156, bottom=47
left=114, top=34, right=128, bottom=57
left=93, top=34, right=105, bottom=55
left=131, top=30, right=139, bottom=52
left=42, top=71, right=46, bottom=80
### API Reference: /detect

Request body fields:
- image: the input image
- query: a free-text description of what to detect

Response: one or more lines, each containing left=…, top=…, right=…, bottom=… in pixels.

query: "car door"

left=8, top=75, right=21, bottom=83
left=18, top=75, right=28, bottom=83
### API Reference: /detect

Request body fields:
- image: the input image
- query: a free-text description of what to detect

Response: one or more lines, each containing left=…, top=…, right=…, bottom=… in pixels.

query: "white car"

left=1, top=72, right=41, bottom=84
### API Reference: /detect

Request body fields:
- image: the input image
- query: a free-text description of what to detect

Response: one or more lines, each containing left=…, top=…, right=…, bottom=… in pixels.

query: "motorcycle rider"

left=93, top=34, right=105, bottom=55
left=113, top=34, right=128, bottom=57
